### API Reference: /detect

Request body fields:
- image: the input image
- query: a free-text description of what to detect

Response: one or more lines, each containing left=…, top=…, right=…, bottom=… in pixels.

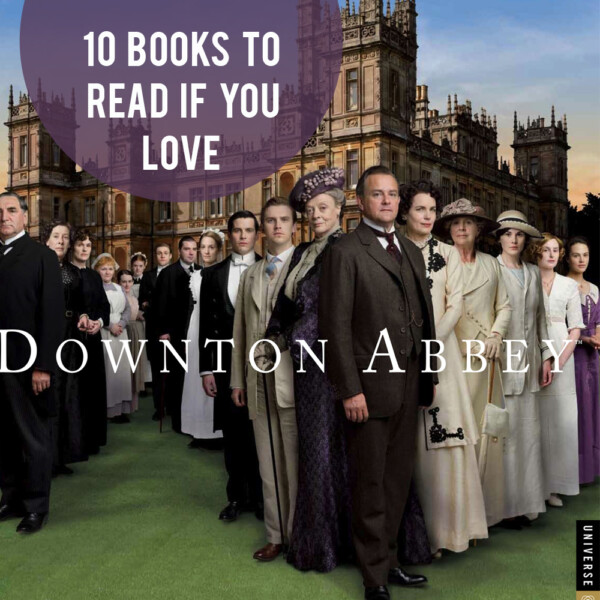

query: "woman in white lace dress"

left=533, top=234, right=584, bottom=507
left=181, top=230, right=225, bottom=447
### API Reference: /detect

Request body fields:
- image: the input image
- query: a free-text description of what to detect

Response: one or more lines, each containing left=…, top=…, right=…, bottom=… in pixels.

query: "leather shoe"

left=364, top=585, right=390, bottom=600
left=0, top=504, right=24, bottom=522
left=16, top=512, right=48, bottom=534
left=388, top=566, right=427, bottom=586
left=253, top=543, right=282, bottom=562
left=219, top=501, right=240, bottom=522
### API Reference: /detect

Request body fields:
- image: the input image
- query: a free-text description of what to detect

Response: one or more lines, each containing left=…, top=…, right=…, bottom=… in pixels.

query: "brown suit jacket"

left=318, top=221, right=437, bottom=418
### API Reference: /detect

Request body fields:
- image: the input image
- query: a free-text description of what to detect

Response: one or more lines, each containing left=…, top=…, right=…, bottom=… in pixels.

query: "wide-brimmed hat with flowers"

left=433, top=197, right=499, bottom=237
left=495, top=210, right=543, bottom=239
left=289, top=167, right=345, bottom=213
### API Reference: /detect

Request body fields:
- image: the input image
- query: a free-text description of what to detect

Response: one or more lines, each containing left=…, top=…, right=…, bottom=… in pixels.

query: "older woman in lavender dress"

left=267, top=168, right=353, bottom=572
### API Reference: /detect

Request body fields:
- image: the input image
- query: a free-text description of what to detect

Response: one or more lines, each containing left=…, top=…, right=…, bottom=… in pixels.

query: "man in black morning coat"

left=0, top=192, right=64, bottom=534
left=154, top=236, right=200, bottom=433
left=139, top=242, right=172, bottom=420
left=199, top=210, right=262, bottom=522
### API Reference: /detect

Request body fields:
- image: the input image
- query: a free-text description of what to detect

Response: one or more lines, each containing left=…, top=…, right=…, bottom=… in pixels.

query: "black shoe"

left=188, top=439, right=203, bottom=449
left=219, top=501, right=240, bottom=522
left=53, top=465, right=74, bottom=476
left=110, top=415, right=130, bottom=424
left=16, top=512, right=48, bottom=534
left=388, top=567, right=427, bottom=586
left=0, top=504, right=24, bottom=522
left=364, top=585, right=390, bottom=600
left=497, top=518, right=522, bottom=530
left=516, top=515, right=533, bottom=527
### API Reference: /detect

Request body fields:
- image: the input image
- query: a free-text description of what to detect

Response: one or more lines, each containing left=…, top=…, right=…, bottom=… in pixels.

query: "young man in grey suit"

left=231, top=198, right=297, bottom=562
left=319, top=166, right=437, bottom=600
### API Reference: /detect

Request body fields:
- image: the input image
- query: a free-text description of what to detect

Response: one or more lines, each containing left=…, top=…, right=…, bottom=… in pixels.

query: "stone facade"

left=4, top=0, right=569, bottom=266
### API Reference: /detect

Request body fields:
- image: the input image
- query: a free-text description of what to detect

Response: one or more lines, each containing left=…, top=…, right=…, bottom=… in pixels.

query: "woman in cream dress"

left=93, top=254, right=136, bottom=422
left=434, top=198, right=511, bottom=527
left=402, top=184, right=487, bottom=554
left=495, top=211, right=553, bottom=526
left=181, top=230, right=224, bottom=445
left=534, top=234, right=584, bottom=506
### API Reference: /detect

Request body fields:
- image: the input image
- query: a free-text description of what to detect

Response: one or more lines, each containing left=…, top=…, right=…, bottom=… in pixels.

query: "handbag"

left=480, top=360, right=509, bottom=439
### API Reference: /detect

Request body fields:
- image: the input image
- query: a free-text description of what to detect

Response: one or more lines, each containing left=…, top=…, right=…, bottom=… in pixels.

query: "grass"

left=1, top=395, right=598, bottom=600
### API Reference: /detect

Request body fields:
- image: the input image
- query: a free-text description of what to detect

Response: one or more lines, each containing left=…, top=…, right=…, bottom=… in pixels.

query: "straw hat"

left=495, top=210, right=543, bottom=239
left=433, top=198, right=499, bottom=237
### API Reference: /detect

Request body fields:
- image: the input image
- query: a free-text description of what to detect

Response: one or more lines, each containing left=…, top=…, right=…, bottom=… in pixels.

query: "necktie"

left=369, top=227, right=402, bottom=264
left=265, top=256, right=280, bottom=280
left=188, top=265, right=194, bottom=275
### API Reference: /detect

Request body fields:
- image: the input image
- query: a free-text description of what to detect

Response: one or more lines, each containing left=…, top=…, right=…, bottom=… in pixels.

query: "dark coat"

left=79, top=267, right=110, bottom=325
left=138, top=267, right=160, bottom=321
left=318, top=221, right=437, bottom=418
left=199, top=254, right=260, bottom=430
left=154, top=262, right=199, bottom=342
left=0, top=233, right=65, bottom=414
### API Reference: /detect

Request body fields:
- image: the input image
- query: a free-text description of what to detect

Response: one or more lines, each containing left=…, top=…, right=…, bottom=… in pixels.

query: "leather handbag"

left=480, top=360, right=509, bottom=438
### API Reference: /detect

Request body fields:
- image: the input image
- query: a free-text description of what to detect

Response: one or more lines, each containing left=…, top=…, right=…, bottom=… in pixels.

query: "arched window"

left=279, top=172, right=294, bottom=199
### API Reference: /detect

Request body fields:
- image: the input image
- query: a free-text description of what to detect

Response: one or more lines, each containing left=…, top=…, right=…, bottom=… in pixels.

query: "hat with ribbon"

left=433, top=197, right=500, bottom=237
left=495, top=210, right=543, bottom=239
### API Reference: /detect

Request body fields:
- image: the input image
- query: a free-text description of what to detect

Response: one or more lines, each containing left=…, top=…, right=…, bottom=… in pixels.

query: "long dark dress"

left=77, top=266, right=110, bottom=454
left=574, top=283, right=600, bottom=484
left=53, top=262, right=88, bottom=467
left=267, top=231, right=353, bottom=572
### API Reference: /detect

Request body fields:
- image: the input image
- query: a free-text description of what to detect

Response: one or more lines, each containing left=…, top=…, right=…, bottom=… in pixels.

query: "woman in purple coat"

left=566, top=237, right=600, bottom=484
left=267, top=168, right=353, bottom=572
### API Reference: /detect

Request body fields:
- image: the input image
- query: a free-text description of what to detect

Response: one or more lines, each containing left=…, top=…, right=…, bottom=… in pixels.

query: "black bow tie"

left=133, top=278, right=142, bottom=284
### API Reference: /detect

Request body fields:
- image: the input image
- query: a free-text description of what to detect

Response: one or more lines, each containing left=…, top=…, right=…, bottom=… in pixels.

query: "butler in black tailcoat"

left=199, top=211, right=263, bottom=522
left=0, top=192, right=64, bottom=534
left=154, top=237, right=199, bottom=433
left=139, top=242, right=173, bottom=420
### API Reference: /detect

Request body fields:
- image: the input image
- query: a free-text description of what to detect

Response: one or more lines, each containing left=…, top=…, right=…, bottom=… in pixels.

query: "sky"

left=1, top=0, right=598, bottom=207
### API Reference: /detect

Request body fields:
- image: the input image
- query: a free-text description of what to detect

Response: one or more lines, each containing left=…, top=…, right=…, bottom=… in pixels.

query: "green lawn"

left=1, top=395, right=598, bottom=600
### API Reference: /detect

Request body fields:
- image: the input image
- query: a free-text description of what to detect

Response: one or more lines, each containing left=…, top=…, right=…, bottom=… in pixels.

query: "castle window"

left=226, top=184, right=242, bottom=215
left=389, top=70, right=399, bottom=111
left=84, top=196, right=96, bottom=225
left=52, top=143, right=60, bottom=167
left=391, top=151, right=399, bottom=179
left=502, top=197, right=510, bottom=212
left=262, top=179, right=272, bottom=203
left=346, top=69, right=358, bottom=112
left=19, top=135, right=28, bottom=167
left=558, top=157, right=565, bottom=186
left=441, top=178, right=451, bottom=205
left=421, top=170, right=431, bottom=181
left=346, top=150, right=359, bottom=188
left=115, top=193, right=127, bottom=223
left=158, top=192, right=172, bottom=222
left=458, top=182, right=467, bottom=198
left=209, top=186, right=223, bottom=217
left=346, top=217, right=359, bottom=233
left=189, top=187, right=205, bottom=219
left=53, top=197, right=60, bottom=219
left=530, top=157, right=539, bottom=182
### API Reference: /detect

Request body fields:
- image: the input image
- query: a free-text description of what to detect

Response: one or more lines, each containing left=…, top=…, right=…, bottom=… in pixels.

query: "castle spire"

left=447, top=94, right=451, bottom=114
left=493, top=114, right=497, bottom=131
left=9, top=84, right=13, bottom=108
left=346, top=0, right=350, bottom=13
left=563, top=113, right=567, bottom=133
left=513, top=111, right=517, bottom=131
left=386, top=0, right=391, bottom=17
left=453, top=94, right=458, bottom=113
left=551, top=105, right=555, bottom=126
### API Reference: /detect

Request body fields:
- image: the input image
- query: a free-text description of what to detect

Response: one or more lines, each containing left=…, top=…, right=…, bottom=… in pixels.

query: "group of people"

left=0, top=164, right=598, bottom=600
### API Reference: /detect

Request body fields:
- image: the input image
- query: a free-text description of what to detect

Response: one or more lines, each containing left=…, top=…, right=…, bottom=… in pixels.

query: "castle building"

left=4, top=0, right=570, bottom=267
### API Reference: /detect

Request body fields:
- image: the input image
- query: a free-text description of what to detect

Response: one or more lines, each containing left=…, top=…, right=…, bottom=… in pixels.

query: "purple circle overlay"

left=20, top=0, right=342, bottom=202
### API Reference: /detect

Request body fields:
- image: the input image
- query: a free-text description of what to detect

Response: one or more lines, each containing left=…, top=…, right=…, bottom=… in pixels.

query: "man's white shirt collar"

left=1, top=230, right=26, bottom=246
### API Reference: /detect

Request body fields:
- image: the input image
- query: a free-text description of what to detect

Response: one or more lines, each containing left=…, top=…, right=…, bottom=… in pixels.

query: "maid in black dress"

left=41, top=220, right=89, bottom=474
